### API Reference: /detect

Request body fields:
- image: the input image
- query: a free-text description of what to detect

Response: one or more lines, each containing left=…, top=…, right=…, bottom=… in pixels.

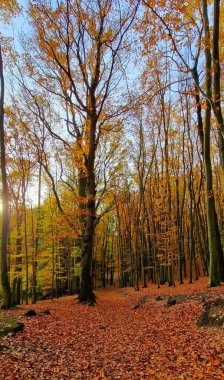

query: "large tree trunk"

left=212, top=0, right=224, bottom=280
left=202, top=0, right=223, bottom=286
left=74, top=172, right=87, bottom=294
left=79, top=115, right=96, bottom=305
left=0, top=45, right=12, bottom=309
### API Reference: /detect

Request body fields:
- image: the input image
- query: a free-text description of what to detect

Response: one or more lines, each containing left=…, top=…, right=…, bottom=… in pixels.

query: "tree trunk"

left=212, top=0, right=224, bottom=280
left=0, top=45, right=12, bottom=309
left=32, top=163, right=42, bottom=304
left=79, top=115, right=96, bottom=305
left=22, top=179, right=29, bottom=304
left=202, top=0, right=222, bottom=286
left=12, top=213, right=22, bottom=305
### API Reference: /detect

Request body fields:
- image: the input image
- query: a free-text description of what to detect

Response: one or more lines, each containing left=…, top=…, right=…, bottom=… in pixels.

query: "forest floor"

left=0, top=277, right=224, bottom=380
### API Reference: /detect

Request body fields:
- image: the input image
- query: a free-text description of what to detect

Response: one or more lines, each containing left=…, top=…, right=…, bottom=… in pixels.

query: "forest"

left=0, top=0, right=224, bottom=378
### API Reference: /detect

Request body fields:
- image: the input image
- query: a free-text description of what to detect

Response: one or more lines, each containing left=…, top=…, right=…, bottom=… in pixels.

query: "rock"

left=0, top=317, right=24, bottom=338
left=166, top=297, right=177, bottom=307
left=197, top=309, right=224, bottom=327
left=155, top=296, right=164, bottom=301
left=197, top=298, right=224, bottom=327
left=132, top=295, right=148, bottom=310
left=42, top=310, right=51, bottom=315
left=12, top=321, right=24, bottom=333
left=23, top=309, right=37, bottom=317
left=99, top=325, right=111, bottom=330
left=203, top=298, right=224, bottom=311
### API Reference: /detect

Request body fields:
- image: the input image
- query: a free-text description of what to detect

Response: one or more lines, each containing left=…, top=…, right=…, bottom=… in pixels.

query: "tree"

left=0, top=42, right=12, bottom=308
left=201, top=0, right=223, bottom=286
left=22, top=0, right=138, bottom=304
left=0, top=0, right=20, bottom=309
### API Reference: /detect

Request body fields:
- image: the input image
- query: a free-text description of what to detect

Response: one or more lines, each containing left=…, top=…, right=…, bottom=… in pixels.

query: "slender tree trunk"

left=110, top=234, right=114, bottom=286
left=101, top=234, right=107, bottom=288
left=212, top=0, right=224, bottom=136
left=176, top=178, right=184, bottom=284
left=32, top=163, right=42, bottom=304
left=0, top=45, right=12, bottom=309
left=22, top=181, right=29, bottom=304
left=12, top=211, right=22, bottom=305
left=31, top=205, right=36, bottom=303
left=140, top=224, right=147, bottom=287
left=51, top=235, right=55, bottom=301
left=187, top=113, right=195, bottom=284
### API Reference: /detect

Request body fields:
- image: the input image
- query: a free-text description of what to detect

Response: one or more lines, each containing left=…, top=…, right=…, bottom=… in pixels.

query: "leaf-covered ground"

left=0, top=278, right=224, bottom=379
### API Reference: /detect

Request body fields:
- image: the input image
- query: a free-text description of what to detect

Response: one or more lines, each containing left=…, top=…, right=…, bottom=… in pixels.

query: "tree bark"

left=202, top=0, right=222, bottom=286
left=79, top=115, right=96, bottom=305
left=12, top=213, right=22, bottom=305
left=0, top=45, right=12, bottom=309
left=212, top=0, right=224, bottom=280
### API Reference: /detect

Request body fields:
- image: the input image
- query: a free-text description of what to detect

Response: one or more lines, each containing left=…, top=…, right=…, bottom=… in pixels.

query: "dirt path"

left=0, top=279, right=224, bottom=379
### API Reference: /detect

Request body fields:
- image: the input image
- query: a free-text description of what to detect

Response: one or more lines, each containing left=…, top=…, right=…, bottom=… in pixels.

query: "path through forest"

left=0, top=278, right=224, bottom=379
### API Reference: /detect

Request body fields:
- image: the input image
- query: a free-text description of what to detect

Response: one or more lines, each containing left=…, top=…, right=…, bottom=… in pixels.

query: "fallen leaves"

left=0, top=277, right=224, bottom=379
